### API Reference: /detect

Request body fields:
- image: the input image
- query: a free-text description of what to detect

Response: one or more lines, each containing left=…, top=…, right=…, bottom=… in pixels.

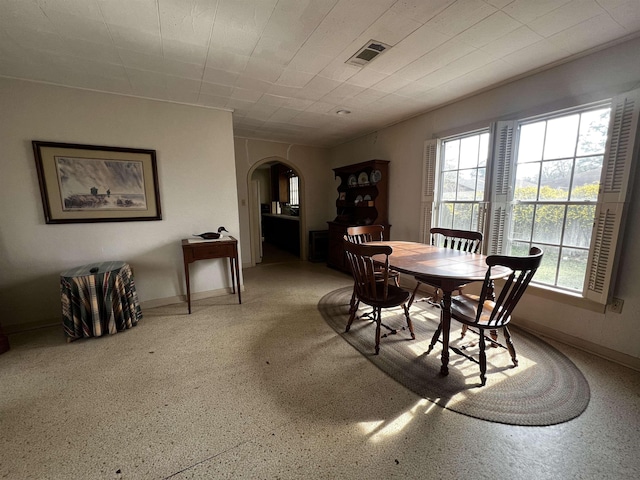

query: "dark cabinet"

left=262, top=214, right=300, bottom=255
left=270, top=164, right=290, bottom=203
left=327, top=160, right=390, bottom=272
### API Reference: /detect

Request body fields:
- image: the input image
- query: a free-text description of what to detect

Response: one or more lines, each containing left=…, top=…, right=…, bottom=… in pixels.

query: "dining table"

left=369, top=241, right=511, bottom=376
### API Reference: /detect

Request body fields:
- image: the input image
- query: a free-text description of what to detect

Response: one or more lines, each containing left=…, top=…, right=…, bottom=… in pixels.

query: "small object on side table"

left=193, top=226, right=228, bottom=240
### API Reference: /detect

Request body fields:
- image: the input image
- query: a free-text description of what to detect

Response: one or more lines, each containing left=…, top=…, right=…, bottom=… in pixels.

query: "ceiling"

left=1, top=1, right=639, bottom=147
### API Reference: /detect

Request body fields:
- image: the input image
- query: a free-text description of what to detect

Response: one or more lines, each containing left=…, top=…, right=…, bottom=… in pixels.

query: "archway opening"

left=249, top=159, right=304, bottom=265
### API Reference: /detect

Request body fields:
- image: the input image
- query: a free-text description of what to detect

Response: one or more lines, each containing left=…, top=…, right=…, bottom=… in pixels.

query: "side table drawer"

left=188, top=243, right=235, bottom=261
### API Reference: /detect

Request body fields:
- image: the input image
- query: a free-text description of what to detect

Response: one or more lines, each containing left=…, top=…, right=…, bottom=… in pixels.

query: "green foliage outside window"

left=511, top=183, right=598, bottom=245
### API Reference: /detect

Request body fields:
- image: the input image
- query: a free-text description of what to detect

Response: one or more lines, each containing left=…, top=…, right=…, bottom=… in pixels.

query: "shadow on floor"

left=259, top=242, right=301, bottom=264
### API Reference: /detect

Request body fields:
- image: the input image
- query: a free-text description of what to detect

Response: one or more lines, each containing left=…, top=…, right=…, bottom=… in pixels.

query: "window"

left=509, top=105, right=610, bottom=292
left=436, top=130, right=489, bottom=232
left=288, top=175, right=299, bottom=206
left=421, top=89, right=640, bottom=303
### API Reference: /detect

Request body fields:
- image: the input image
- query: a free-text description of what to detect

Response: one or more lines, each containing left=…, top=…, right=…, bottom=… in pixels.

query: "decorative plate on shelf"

left=348, top=174, right=357, bottom=186
left=354, top=195, right=363, bottom=205
left=363, top=194, right=372, bottom=201
left=370, top=169, right=382, bottom=184
left=357, top=172, right=369, bottom=185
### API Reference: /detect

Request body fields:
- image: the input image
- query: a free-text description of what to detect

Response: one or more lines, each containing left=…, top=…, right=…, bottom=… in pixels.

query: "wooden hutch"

left=327, top=159, right=390, bottom=272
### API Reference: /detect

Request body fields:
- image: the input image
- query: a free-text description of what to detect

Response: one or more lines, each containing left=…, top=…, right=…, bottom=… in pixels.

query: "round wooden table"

left=370, top=241, right=511, bottom=375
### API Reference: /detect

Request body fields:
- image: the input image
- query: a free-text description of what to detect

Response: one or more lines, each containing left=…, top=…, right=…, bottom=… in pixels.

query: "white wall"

left=329, top=38, right=640, bottom=365
left=0, top=78, right=240, bottom=330
left=234, top=138, right=333, bottom=266
left=253, top=167, right=270, bottom=205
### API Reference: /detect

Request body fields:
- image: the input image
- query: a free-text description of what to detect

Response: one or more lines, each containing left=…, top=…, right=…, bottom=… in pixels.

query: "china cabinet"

left=327, top=159, right=390, bottom=272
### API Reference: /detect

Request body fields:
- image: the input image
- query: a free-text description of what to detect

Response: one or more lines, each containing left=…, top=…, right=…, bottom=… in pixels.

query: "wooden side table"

left=181, top=237, right=241, bottom=314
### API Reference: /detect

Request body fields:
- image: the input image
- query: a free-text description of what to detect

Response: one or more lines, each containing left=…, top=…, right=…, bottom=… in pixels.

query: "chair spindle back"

left=430, top=227, right=482, bottom=254
left=475, top=247, right=543, bottom=327
left=343, top=237, right=392, bottom=302
left=346, top=225, right=385, bottom=244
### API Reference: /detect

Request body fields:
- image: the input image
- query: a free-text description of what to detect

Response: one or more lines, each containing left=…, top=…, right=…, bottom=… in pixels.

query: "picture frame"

left=32, top=141, right=162, bottom=224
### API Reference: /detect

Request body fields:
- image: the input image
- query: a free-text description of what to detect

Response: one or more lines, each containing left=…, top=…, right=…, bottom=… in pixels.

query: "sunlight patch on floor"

left=446, top=343, right=537, bottom=405
left=363, top=399, right=438, bottom=443
left=357, top=420, right=385, bottom=435
left=407, top=339, right=433, bottom=356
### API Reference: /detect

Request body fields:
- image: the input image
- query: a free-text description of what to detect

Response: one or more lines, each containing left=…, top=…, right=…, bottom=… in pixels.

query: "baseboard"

left=139, top=286, right=242, bottom=309
left=514, top=319, right=640, bottom=372
left=4, top=287, right=245, bottom=335
left=4, top=319, right=59, bottom=334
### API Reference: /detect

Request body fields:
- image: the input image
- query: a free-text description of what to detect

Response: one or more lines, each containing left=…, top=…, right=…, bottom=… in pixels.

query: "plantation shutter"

left=419, top=139, right=437, bottom=243
left=487, top=121, right=515, bottom=255
left=476, top=202, right=488, bottom=239
left=584, top=89, right=640, bottom=303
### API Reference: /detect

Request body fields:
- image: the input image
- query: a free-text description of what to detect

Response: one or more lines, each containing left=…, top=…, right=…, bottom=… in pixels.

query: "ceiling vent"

left=346, top=40, right=391, bottom=67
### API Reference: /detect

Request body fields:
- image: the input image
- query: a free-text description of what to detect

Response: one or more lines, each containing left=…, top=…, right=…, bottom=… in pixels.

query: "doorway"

left=249, top=160, right=304, bottom=265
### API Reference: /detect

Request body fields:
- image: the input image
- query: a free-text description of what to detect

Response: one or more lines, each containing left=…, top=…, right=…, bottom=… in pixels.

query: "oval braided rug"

left=319, top=287, right=590, bottom=426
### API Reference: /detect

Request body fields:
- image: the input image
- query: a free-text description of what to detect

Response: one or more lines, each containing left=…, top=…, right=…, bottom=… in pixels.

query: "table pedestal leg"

left=440, top=292, right=451, bottom=375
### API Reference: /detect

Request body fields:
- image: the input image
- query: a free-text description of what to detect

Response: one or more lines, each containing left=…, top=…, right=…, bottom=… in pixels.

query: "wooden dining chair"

left=427, top=247, right=543, bottom=385
left=409, top=227, right=483, bottom=308
left=345, top=224, right=386, bottom=244
left=343, top=238, right=415, bottom=354
left=346, top=225, right=399, bottom=316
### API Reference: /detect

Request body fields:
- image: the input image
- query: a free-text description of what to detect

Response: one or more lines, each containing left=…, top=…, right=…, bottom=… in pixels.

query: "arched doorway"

left=248, top=159, right=305, bottom=265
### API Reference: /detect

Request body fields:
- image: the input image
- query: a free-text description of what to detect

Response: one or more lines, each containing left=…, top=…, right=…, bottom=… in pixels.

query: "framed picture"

left=33, top=141, right=162, bottom=224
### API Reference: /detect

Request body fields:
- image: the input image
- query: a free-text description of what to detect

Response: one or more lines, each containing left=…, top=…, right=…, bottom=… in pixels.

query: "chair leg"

left=403, top=304, right=415, bottom=339
left=374, top=307, right=381, bottom=355
left=459, top=287, right=468, bottom=339
left=349, top=283, right=357, bottom=315
left=503, top=326, right=518, bottom=367
left=479, top=329, right=487, bottom=386
left=489, top=329, right=499, bottom=347
left=427, top=319, right=442, bottom=354
left=407, top=282, right=420, bottom=309
left=467, top=326, right=498, bottom=345
left=427, top=288, right=442, bottom=308
left=345, top=299, right=359, bottom=332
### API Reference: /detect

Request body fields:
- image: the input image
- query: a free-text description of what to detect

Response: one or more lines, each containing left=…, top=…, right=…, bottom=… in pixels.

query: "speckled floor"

left=1, top=248, right=639, bottom=479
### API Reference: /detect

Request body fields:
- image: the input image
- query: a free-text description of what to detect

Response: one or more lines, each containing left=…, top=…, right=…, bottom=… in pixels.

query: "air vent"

left=346, top=40, right=391, bottom=67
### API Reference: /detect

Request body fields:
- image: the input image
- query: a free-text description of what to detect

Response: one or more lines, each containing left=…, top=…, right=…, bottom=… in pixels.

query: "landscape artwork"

left=33, top=141, right=161, bottom=224
left=55, top=156, right=147, bottom=211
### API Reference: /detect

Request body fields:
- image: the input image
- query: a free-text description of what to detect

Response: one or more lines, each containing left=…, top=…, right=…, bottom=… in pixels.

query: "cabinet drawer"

left=185, top=243, right=235, bottom=261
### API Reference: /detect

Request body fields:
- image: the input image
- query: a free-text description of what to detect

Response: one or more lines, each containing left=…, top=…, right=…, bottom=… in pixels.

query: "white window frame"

left=500, top=102, right=611, bottom=294
left=288, top=175, right=299, bottom=206
left=433, top=129, right=490, bottom=237
left=421, top=89, right=640, bottom=304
